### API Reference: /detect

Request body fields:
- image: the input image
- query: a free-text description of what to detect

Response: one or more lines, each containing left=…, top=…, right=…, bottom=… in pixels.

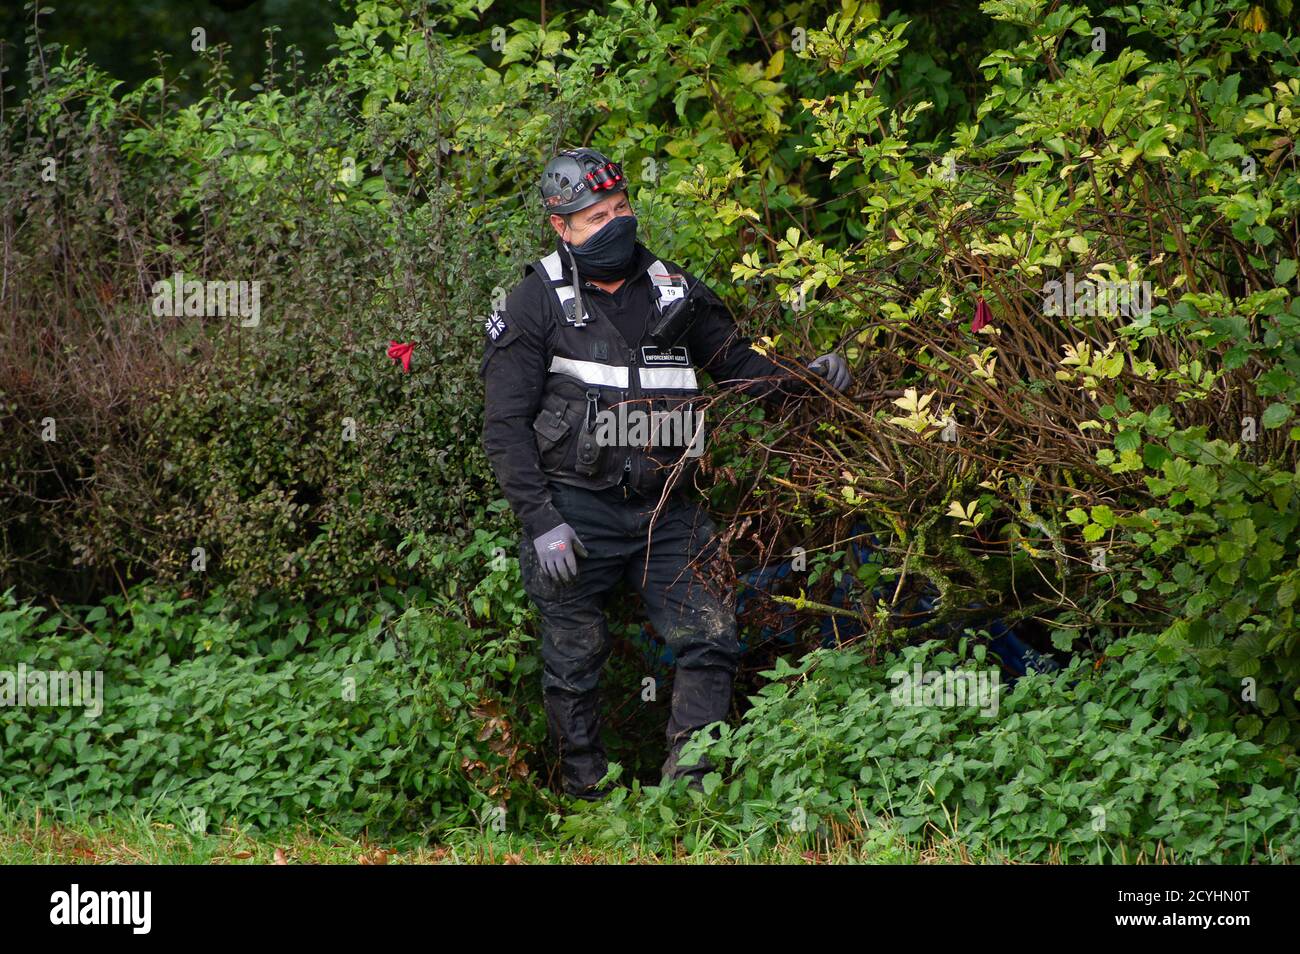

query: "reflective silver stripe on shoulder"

left=549, top=356, right=629, bottom=388
left=538, top=251, right=575, bottom=309
left=646, top=259, right=672, bottom=287
left=539, top=251, right=564, bottom=282
left=647, top=259, right=670, bottom=311
left=638, top=366, right=698, bottom=390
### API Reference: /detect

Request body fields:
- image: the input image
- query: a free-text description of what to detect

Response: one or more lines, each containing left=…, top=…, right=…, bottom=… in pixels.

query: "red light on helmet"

left=585, top=160, right=624, bottom=192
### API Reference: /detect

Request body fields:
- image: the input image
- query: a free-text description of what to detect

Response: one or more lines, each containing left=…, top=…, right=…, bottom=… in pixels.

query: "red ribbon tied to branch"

left=970, top=296, right=993, bottom=333
left=387, top=341, right=415, bottom=373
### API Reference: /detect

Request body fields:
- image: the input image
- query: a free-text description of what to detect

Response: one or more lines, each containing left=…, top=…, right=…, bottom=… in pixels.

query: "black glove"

left=532, top=523, right=589, bottom=584
left=807, top=353, right=851, bottom=392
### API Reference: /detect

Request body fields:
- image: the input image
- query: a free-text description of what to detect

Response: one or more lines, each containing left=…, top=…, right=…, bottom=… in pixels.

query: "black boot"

left=660, top=666, right=733, bottom=787
left=544, top=686, right=610, bottom=797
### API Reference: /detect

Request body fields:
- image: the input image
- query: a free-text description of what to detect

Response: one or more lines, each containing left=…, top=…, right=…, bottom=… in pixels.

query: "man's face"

left=550, top=190, right=634, bottom=247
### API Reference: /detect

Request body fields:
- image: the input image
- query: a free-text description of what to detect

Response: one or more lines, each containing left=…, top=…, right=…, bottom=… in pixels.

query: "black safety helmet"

left=539, top=147, right=627, bottom=217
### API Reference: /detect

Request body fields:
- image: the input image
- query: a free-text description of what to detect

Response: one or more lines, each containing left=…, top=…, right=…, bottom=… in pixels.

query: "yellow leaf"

left=765, top=48, right=785, bottom=79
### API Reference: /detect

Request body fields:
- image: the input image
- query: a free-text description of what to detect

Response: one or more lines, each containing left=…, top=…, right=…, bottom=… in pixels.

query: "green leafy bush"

left=728, top=0, right=1300, bottom=735
left=558, top=636, right=1300, bottom=862
left=0, top=529, right=547, bottom=835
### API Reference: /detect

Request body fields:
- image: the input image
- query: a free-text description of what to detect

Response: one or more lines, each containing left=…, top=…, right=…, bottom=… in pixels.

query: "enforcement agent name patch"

left=640, top=345, right=690, bottom=366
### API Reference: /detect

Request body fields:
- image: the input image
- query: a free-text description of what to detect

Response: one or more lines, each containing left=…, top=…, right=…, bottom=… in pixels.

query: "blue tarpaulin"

left=633, top=527, right=1061, bottom=686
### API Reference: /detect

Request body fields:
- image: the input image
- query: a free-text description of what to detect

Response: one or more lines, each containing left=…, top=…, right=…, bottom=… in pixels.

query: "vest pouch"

left=574, top=389, right=607, bottom=477
left=533, top=398, right=573, bottom=473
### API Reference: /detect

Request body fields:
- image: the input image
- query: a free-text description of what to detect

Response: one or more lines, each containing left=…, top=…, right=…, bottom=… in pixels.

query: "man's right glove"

left=532, top=523, right=589, bottom=584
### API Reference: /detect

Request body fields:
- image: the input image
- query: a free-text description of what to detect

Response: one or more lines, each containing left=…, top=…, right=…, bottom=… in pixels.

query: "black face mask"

left=564, top=214, right=639, bottom=280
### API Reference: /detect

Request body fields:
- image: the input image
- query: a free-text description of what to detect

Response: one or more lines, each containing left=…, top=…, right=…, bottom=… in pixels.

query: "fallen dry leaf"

left=273, top=847, right=288, bottom=865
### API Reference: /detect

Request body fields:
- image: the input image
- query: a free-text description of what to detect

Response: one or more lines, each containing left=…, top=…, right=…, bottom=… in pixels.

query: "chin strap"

left=562, top=242, right=588, bottom=327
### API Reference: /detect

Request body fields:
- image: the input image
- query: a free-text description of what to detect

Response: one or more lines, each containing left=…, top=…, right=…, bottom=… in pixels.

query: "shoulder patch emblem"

left=485, top=311, right=507, bottom=341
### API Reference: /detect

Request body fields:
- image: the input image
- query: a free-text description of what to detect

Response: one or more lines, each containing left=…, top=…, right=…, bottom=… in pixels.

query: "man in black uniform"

left=479, top=147, right=850, bottom=799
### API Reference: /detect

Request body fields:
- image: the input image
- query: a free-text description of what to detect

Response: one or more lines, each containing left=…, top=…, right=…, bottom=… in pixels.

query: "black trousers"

left=518, top=480, right=740, bottom=795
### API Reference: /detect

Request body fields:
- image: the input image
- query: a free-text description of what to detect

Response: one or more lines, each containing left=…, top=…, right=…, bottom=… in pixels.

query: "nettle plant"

left=0, top=528, right=548, bottom=835
left=726, top=0, right=1300, bottom=740
left=554, top=637, right=1298, bottom=862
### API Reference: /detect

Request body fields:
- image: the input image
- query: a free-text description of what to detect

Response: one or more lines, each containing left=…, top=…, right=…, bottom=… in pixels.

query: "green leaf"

left=1114, top=430, right=1140, bottom=453
left=1261, top=403, right=1292, bottom=429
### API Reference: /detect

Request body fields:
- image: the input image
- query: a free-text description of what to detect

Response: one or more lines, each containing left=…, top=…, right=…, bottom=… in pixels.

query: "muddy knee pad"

left=539, top=618, right=611, bottom=696
left=664, top=606, right=740, bottom=675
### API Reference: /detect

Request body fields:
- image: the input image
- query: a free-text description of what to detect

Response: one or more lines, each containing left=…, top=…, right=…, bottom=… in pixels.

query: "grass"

left=0, top=804, right=1012, bottom=864
left=5, top=798, right=1258, bottom=864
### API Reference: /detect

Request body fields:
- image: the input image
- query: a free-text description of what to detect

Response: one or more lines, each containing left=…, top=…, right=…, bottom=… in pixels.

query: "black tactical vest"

left=527, top=248, right=706, bottom=498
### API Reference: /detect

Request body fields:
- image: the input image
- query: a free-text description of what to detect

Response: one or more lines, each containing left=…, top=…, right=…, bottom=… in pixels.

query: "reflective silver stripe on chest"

left=548, top=355, right=629, bottom=388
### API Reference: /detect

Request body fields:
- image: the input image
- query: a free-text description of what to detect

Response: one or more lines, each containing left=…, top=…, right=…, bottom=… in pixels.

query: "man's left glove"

left=532, top=522, right=589, bottom=585
left=807, top=353, right=851, bottom=392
